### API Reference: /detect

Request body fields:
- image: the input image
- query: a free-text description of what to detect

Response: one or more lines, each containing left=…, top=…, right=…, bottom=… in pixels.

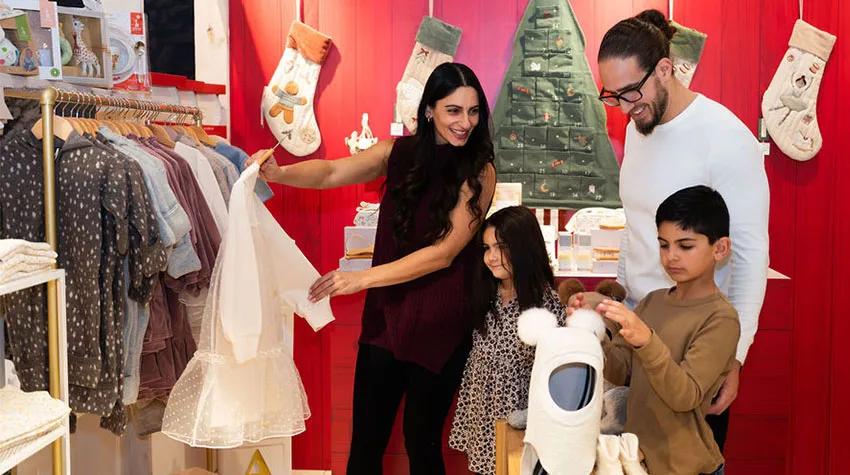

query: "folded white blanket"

left=0, top=386, right=70, bottom=451
left=0, top=239, right=56, bottom=262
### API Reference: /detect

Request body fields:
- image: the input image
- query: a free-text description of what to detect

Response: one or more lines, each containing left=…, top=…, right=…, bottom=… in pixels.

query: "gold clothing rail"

left=3, top=87, right=211, bottom=475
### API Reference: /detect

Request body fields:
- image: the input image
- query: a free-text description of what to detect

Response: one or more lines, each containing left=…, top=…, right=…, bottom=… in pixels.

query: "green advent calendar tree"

left=492, top=0, right=621, bottom=209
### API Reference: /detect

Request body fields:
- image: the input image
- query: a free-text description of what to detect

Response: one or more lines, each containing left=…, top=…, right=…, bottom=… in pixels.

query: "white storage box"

left=344, top=226, right=377, bottom=255
left=592, top=259, right=618, bottom=275
left=591, top=228, right=624, bottom=249
left=339, top=257, right=372, bottom=272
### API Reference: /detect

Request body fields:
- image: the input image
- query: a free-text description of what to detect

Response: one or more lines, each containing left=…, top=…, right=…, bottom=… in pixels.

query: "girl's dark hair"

left=390, top=63, right=494, bottom=250
left=474, top=206, right=555, bottom=333
left=598, top=9, right=677, bottom=72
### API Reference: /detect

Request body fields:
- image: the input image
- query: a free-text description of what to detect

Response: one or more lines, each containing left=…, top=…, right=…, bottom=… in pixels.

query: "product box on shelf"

left=540, top=224, right=557, bottom=270
left=1, top=1, right=62, bottom=80
left=150, top=71, right=183, bottom=120
left=195, top=80, right=226, bottom=126
left=105, top=8, right=149, bottom=91
left=590, top=228, right=624, bottom=249
left=339, top=257, right=372, bottom=272
left=57, top=6, right=112, bottom=87
left=344, top=226, right=377, bottom=258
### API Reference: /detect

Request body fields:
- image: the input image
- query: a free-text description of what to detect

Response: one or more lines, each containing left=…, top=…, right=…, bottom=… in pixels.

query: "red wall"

left=228, top=0, right=848, bottom=473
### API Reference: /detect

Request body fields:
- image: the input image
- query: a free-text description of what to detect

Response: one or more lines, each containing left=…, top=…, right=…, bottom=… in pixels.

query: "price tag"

left=390, top=122, right=404, bottom=136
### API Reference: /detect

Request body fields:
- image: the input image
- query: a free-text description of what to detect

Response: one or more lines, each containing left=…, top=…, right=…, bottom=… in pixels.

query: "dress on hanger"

left=162, top=163, right=333, bottom=448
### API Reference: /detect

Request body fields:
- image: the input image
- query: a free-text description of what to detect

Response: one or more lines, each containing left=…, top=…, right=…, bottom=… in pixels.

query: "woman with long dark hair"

left=449, top=206, right=565, bottom=475
left=249, top=62, right=496, bottom=474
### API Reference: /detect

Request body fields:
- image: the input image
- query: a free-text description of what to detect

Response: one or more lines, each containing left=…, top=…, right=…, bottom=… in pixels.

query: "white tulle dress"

left=162, top=164, right=334, bottom=448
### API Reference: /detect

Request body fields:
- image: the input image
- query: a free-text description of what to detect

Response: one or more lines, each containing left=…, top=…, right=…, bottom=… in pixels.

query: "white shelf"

left=0, top=267, right=70, bottom=474
left=554, top=270, right=615, bottom=278
left=554, top=267, right=790, bottom=280
left=0, top=269, right=65, bottom=297
left=0, top=421, right=69, bottom=473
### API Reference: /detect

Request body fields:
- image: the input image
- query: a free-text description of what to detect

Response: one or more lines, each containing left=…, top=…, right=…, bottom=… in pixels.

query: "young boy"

left=595, top=185, right=739, bottom=475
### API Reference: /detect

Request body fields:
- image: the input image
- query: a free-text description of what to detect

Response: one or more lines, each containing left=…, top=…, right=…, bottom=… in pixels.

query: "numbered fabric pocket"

left=510, top=103, right=536, bottom=126
left=524, top=150, right=549, bottom=175
left=548, top=30, right=570, bottom=52
left=568, top=150, right=600, bottom=177
left=511, top=78, right=536, bottom=102
left=548, top=53, right=573, bottom=77
left=569, top=127, right=595, bottom=153
left=557, top=78, right=583, bottom=103
left=523, top=56, right=548, bottom=76
left=535, top=78, right=559, bottom=102
left=580, top=177, right=613, bottom=203
left=497, top=150, right=524, bottom=173
left=507, top=173, right=534, bottom=200
left=559, top=102, right=584, bottom=126
left=523, top=30, right=549, bottom=53
left=524, top=126, right=548, bottom=150
left=535, top=103, right=559, bottom=126
left=499, top=126, right=525, bottom=149
left=535, top=17, right=562, bottom=29
left=533, top=175, right=559, bottom=200
left=558, top=176, right=583, bottom=201
left=547, top=151, right=570, bottom=174
left=547, top=127, right=571, bottom=151
left=536, top=4, right=560, bottom=19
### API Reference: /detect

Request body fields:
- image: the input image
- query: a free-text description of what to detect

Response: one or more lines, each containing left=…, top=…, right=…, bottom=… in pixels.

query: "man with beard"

left=595, top=9, right=770, bottom=453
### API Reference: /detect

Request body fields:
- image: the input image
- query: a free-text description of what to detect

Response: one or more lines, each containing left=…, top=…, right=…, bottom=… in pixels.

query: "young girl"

left=449, top=206, right=566, bottom=475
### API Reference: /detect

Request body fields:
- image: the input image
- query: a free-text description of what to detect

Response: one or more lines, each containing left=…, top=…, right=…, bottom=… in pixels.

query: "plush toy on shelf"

left=71, top=17, right=101, bottom=77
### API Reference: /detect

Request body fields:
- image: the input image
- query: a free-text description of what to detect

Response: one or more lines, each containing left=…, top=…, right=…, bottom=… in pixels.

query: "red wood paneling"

left=829, top=0, right=850, bottom=473
left=228, top=0, right=848, bottom=472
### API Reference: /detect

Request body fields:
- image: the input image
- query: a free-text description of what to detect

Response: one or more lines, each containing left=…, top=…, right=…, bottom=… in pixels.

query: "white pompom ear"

left=518, top=308, right=559, bottom=346
left=566, top=308, right=607, bottom=342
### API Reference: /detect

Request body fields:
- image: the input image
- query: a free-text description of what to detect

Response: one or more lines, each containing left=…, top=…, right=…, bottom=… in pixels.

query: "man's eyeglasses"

left=598, top=63, right=657, bottom=107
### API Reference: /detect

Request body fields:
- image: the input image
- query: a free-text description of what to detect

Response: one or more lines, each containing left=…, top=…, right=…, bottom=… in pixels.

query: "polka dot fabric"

left=0, top=130, right=166, bottom=434
left=449, top=287, right=566, bottom=475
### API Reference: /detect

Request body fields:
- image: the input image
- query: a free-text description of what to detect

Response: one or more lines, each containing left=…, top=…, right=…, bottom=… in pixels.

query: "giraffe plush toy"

left=71, top=17, right=100, bottom=77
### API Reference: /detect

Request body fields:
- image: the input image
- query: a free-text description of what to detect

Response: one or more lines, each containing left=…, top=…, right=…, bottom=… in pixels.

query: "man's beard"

left=634, top=80, right=668, bottom=135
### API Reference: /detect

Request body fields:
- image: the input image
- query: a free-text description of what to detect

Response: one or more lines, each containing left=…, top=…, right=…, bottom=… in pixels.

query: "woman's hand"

left=596, top=299, right=652, bottom=348
left=309, top=270, right=369, bottom=302
left=246, top=149, right=285, bottom=183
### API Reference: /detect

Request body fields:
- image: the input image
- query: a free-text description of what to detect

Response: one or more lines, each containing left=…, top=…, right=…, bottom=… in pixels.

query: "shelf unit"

left=0, top=269, right=70, bottom=475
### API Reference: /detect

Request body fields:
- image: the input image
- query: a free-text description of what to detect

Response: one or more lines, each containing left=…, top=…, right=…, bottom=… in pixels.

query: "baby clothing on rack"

left=162, top=163, right=333, bottom=448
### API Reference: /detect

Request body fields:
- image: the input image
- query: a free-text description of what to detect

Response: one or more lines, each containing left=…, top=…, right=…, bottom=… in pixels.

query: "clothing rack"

left=3, top=87, right=213, bottom=474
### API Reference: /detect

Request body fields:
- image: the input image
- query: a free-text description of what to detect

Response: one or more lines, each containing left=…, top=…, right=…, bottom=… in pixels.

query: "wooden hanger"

left=31, top=114, right=76, bottom=141
left=149, top=123, right=176, bottom=147
left=191, top=123, right=218, bottom=147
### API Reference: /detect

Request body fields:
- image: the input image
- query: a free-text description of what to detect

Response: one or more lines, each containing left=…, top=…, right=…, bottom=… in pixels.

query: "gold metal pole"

left=40, top=87, right=64, bottom=475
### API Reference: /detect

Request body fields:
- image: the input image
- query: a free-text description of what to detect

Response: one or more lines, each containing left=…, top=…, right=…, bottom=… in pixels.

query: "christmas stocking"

left=262, top=21, right=332, bottom=157
left=761, top=19, right=836, bottom=161
left=669, top=21, right=707, bottom=88
left=395, top=16, right=462, bottom=133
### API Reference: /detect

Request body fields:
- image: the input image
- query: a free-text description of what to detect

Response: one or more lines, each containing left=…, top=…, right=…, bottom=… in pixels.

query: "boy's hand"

left=597, top=299, right=652, bottom=348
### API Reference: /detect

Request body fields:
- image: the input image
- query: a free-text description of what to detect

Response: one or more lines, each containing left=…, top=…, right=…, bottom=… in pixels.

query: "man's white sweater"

left=618, top=94, right=770, bottom=363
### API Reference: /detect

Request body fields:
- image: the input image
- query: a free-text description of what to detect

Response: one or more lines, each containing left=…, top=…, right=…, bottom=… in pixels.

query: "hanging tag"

left=390, top=122, right=404, bottom=136
left=39, top=0, right=57, bottom=28
left=15, top=15, right=31, bottom=42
